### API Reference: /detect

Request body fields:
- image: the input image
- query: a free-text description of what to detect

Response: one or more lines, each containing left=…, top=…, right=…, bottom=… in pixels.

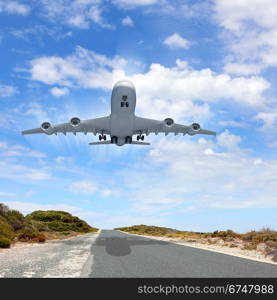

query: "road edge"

left=115, top=230, right=277, bottom=266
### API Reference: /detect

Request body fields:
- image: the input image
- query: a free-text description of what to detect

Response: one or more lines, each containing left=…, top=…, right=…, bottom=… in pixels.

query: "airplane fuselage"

left=110, top=80, right=137, bottom=146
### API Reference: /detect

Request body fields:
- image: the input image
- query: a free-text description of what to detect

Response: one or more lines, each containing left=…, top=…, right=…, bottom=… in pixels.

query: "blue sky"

left=0, top=0, right=276, bottom=233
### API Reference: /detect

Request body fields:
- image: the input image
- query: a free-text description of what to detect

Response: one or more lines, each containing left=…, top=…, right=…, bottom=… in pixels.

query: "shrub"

left=26, top=210, right=94, bottom=233
left=18, top=230, right=46, bottom=243
left=211, top=229, right=240, bottom=239
left=26, top=211, right=74, bottom=222
left=6, top=210, right=26, bottom=231
left=18, top=230, right=39, bottom=241
left=0, top=236, right=11, bottom=248
left=243, top=243, right=257, bottom=251
left=242, top=228, right=277, bottom=245
left=0, top=217, right=14, bottom=240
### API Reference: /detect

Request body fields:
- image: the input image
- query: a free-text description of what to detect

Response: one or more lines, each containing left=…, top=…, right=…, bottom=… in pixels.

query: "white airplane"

left=22, top=80, right=216, bottom=146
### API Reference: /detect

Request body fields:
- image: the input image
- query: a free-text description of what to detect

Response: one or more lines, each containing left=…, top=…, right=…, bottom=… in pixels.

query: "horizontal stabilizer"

left=131, top=141, right=150, bottom=145
left=88, top=141, right=112, bottom=145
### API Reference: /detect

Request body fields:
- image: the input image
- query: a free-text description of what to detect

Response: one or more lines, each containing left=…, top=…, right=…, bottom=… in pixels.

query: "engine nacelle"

left=164, top=118, right=174, bottom=127
left=41, top=122, right=54, bottom=135
left=188, top=123, right=201, bottom=135
left=70, top=117, right=81, bottom=127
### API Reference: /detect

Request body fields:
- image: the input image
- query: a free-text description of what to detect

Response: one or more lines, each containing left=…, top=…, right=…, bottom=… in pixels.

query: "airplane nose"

left=113, top=80, right=135, bottom=89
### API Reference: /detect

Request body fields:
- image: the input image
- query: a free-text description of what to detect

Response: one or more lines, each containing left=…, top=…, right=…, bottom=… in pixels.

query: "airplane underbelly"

left=110, top=115, right=134, bottom=137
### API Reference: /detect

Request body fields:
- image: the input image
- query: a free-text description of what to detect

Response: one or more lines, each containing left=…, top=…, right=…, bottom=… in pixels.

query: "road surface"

left=0, top=229, right=277, bottom=277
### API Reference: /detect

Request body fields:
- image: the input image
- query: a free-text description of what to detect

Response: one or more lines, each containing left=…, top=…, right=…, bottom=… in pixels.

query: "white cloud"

left=100, top=189, right=120, bottom=197
left=255, top=110, right=277, bottom=129
left=214, top=0, right=277, bottom=31
left=0, top=161, right=51, bottom=181
left=0, top=84, right=18, bottom=97
left=121, top=136, right=277, bottom=212
left=121, top=16, right=134, bottom=26
left=0, top=1, right=30, bottom=15
left=68, top=14, right=89, bottom=28
left=112, top=0, right=157, bottom=8
left=216, top=129, right=241, bottom=149
left=11, top=25, right=74, bottom=41
left=25, top=190, right=34, bottom=198
left=29, top=46, right=127, bottom=89
left=0, top=141, right=47, bottom=158
left=50, top=86, right=69, bottom=97
left=129, top=60, right=269, bottom=121
left=0, top=191, right=16, bottom=197
left=224, top=63, right=262, bottom=76
left=69, top=180, right=98, bottom=194
left=163, top=33, right=190, bottom=49
left=269, top=141, right=277, bottom=148
left=40, top=0, right=113, bottom=29
left=55, top=156, right=72, bottom=164
left=213, top=0, right=277, bottom=74
left=219, top=120, right=247, bottom=128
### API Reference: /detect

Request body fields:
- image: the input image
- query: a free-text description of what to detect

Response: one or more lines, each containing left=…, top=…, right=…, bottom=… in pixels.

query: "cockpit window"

left=122, top=95, right=128, bottom=101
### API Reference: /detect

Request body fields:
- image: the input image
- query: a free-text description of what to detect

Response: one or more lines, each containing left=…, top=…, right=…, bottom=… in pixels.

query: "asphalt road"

left=83, top=230, right=277, bottom=277
left=0, top=229, right=277, bottom=277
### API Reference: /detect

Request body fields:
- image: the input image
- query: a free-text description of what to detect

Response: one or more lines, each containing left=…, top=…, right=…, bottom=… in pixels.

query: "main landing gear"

left=99, top=134, right=107, bottom=141
left=125, top=136, right=132, bottom=144
left=137, top=134, right=144, bottom=141
left=111, top=136, right=118, bottom=144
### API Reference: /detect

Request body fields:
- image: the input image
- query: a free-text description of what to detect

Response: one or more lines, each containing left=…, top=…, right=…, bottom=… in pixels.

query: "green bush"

left=26, top=211, right=74, bottom=223
left=115, top=225, right=179, bottom=236
left=0, top=236, right=11, bottom=248
left=17, top=230, right=46, bottom=242
left=6, top=210, right=26, bottom=231
left=0, top=204, right=97, bottom=246
left=18, top=230, right=39, bottom=241
left=26, top=210, right=95, bottom=233
left=0, top=217, right=14, bottom=240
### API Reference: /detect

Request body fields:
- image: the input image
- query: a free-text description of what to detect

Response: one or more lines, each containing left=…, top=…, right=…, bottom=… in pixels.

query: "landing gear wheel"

left=141, top=135, right=144, bottom=141
left=99, top=135, right=102, bottom=141
left=137, top=135, right=140, bottom=141
left=125, top=136, right=132, bottom=144
left=111, top=136, right=117, bottom=144
left=103, top=135, right=107, bottom=141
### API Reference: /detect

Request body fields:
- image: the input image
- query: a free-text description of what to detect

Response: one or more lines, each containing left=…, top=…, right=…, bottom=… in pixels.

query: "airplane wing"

left=133, top=117, right=216, bottom=136
left=22, top=116, right=111, bottom=136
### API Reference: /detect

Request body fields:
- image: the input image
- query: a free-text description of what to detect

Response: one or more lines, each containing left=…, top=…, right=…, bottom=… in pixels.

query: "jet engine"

left=188, top=123, right=201, bottom=135
left=70, top=117, right=81, bottom=127
left=41, top=122, right=54, bottom=134
left=164, top=118, right=174, bottom=127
